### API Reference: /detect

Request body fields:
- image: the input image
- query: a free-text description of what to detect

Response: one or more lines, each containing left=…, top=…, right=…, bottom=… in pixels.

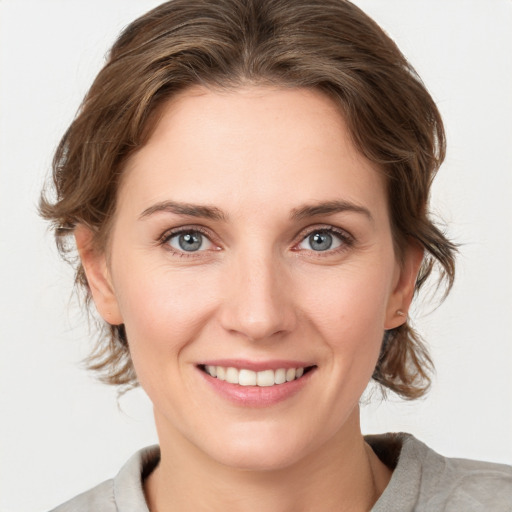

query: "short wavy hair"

left=40, top=0, right=456, bottom=399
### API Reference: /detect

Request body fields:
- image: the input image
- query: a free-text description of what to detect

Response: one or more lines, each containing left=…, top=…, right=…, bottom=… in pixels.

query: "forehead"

left=119, top=85, right=387, bottom=220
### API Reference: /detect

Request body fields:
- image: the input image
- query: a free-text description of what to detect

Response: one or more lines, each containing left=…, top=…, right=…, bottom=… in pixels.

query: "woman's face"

left=82, top=86, right=418, bottom=470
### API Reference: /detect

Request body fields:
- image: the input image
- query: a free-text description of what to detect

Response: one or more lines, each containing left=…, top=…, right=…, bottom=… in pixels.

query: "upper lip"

left=197, top=359, right=315, bottom=372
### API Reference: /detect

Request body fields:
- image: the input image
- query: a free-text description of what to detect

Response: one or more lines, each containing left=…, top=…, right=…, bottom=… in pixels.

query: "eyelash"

left=294, top=225, right=355, bottom=257
left=158, top=224, right=355, bottom=258
left=158, top=226, right=216, bottom=258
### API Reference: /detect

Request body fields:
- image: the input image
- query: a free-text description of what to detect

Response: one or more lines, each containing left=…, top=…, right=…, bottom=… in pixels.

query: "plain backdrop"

left=1, top=1, right=511, bottom=510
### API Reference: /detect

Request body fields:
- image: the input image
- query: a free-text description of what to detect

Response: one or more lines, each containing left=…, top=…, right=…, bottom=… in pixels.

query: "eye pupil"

left=309, top=232, right=333, bottom=251
left=178, top=232, right=202, bottom=251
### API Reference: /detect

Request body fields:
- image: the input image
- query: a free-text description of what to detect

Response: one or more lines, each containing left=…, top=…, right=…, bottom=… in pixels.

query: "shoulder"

left=48, top=445, right=160, bottom=512
left=418, top=445, right=512, bottom=511
left=368, top=433, right=512, bottom=512
left=49, top=480, right=115, bottom=512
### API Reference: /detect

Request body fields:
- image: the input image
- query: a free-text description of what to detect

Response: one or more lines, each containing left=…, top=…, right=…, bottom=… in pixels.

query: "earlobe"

left=74, top=224, right=123, bottom=326
left=384, top=243, right=424, bottom=330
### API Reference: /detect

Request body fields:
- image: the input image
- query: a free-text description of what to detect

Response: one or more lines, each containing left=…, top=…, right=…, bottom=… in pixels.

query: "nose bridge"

left=220, top=241, right=296, bottom=341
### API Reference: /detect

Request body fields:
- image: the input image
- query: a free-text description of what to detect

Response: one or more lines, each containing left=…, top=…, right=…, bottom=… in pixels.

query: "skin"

left=76, top=85, right=423, bottom=511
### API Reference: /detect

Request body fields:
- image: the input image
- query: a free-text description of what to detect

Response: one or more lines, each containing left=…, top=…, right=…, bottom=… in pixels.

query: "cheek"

left=111, top=261, right=219, bottom=371
left=297, top=258, right=394, bottom=359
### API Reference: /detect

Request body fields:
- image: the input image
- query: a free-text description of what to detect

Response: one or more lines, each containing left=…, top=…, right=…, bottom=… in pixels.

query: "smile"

left=202, top=365, right=311, bottom=387
left=198, top=362, right=317, bottom=406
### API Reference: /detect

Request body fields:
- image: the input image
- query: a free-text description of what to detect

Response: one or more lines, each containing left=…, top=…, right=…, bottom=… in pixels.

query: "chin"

left=214, top=444, right=305, bottom=472
left=198, top=424, right=320, bottom=472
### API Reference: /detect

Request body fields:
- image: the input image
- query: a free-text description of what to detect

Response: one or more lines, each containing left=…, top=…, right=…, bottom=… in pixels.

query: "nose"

left=219, top=248, right=297, bottom=342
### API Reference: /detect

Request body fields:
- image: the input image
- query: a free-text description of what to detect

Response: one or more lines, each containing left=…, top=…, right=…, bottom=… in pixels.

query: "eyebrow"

left=138, top=199, right=373, bottom=223
left=290, top=200, right=374, bottom=223
left=139, top=200, right=228, bottom=222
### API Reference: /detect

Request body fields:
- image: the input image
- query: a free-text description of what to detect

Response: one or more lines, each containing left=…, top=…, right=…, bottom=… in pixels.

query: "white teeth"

left=274, top=368, right=286, bottom=384
left=286, top=368, right=296, bottom=382
left=225, top=367, right=239, bottom=384
left=257, top=370, right=275, bottom=387
left=239, top=369, right=257, bottom=386
left=204, top=365, right=308, bottom=386
left=206, top=365, right=217, bottom=377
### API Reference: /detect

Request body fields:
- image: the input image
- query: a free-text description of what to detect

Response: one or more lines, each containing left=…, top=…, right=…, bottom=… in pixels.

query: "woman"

left=38, top=0, right=512, bottom=510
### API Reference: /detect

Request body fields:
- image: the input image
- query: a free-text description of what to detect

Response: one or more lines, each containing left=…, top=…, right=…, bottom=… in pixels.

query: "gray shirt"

left=50, top=433, right=512, bottom=511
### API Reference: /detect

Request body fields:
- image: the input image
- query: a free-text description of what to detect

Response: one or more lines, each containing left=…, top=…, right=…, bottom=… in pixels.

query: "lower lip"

left=198, top=367, right=316, bottom=407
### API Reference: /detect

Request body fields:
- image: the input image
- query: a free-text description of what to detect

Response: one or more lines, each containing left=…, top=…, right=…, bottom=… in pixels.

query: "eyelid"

left=158, top=225, right=221, bottom=254
left=292, top=224, right=355, bottom=252
left=157, top=223, right=354, bottom=257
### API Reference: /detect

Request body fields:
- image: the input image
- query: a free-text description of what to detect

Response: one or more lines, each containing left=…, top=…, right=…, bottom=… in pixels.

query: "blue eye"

left=167, top=231, right=213, bottom=252
left=298, top=229, right=344, bottom=252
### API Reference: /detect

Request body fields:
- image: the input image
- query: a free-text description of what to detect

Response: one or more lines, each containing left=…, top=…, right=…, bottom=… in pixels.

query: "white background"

left=1, top=1, right=511, bottom=510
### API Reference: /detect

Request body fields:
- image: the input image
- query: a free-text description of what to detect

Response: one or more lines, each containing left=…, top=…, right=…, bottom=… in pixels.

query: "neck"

left=144, top=408, right=391, bottom=512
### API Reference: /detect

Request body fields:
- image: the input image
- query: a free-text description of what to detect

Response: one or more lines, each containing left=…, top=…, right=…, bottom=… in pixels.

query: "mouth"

left=198, top=364, right=316, bottom=387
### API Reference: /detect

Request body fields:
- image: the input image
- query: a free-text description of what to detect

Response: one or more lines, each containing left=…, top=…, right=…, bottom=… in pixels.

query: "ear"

left=384, top=242, right=424, bottom=330
left=74, top=224, right=123, bottom=326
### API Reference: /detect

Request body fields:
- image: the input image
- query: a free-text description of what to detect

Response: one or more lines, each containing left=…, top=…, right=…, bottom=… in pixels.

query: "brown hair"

left=40, top=0, right=456, bottom=398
